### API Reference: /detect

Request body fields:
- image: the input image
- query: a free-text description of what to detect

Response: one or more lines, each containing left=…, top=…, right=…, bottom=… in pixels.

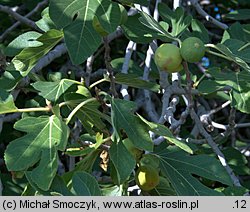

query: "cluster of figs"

left=154, top=37, right=206, bottom=72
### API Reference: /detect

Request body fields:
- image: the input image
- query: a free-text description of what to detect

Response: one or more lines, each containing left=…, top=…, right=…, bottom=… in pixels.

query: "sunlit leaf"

left=4, top=115, right=69, bottom=191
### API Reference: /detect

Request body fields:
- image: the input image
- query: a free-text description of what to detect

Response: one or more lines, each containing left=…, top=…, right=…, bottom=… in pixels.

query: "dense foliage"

left=0, top=0, right=250, bottom=196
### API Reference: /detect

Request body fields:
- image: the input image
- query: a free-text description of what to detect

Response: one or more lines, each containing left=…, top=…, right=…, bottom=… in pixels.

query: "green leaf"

left=32, top=79, right=77, bottom=102
left=150, top=177, right=176, bottom=196
left=157, top=147, right=232, bottom=195
left=49, top=175, right=73, bottom=196
left=4, top=31, right=42, bottom=57
left=36, top=7, right=56, bottom=32
left=0, top=89, right=18, bottom=114
left=64, top=93, right=108, bottom=134
left=158, top=4, right=192, bottom=37
left=49, top=0, right=120, bottom=65
left=122, top=14, right=157, bottom=44
left=71, top=171, right=102, bottom=196
left=223, top=39, right=250, bottom=63
left=212, top=43, right=250, bottom=71
left=222, top=23, right=250, bottom=43
left=138, top=115, right=193, bottom=154
left=111, top=57, right=143, bottom=76
left=109, top=97, right=153, bottom=151
left=0, top=71, right=22, bottom=91
left=222, top=186, right=249, bottom=196
left=101, top=184, right=123, bottom=196
left=118, top=0, right=149, bottom=6
left=222, top=147, right=250, bottom=175
left=139, top=11, right=173, bottom=40
left=109, top=141, right=136, bottom=185
left=62, top=150, right=101, bottom=185
left=225, top=9, right=250, bottom=20
left=9, top=29, right=63, bottom=76
left=114, top=73, right=160, bottom=92
left=201, top=69, right=250, bottom=113
left=66, top=133, right=105, bottom=157
left=4, top=115, right=69, bottom=191
left=190, top=19, right=209, bottom=43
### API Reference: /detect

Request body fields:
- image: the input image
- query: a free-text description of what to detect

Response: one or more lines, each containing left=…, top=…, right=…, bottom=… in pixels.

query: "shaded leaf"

left=64, top=93, right=108, bottom=134
left=225, top=9, right=250, bottom=20
left=114, top=73, right=160, bottom=92
left=222, top=186, right=249, bottom=196
left=223, top=39, right=250, bottom=63
left=211, top=43, right=250, bottom=71
left=150, top=177, right=176, bottom=196
left=222, top=147, right=250, bottom=175
left=110, top=141, right=136, bottom=185
left=72, top=171, right=102, bottom=196
left=157, top=146, right=232, bottom=195
left=200, top=69, right=250, bottom=113
left=0, top=71, right=22, bottom=91
left=138, top=115, right=193, bottom=154
left=222, top=22, right=250, bottom=43
left=191, top=19, right=209, bottom=43
left=109, top=97, right=153, bottom=151
left=101, top=184, right=123, bottom=196
left=111, top=57, right=143, bottom=76
left=122, top=14, right=158, bottom=44
left=0, top=89, right=18, bottom=114
left=118, top=0, right=149, bottom=6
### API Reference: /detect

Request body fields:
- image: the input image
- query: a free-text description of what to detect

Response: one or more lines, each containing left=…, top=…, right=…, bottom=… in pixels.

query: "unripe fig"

left=180, top=37, right=205, bottom=63
left=135, top=165, right=160, bottom=191
left=92, top=16, right=108, bottom=37
left=122, top=139, right=143, bottom=161
left=154, top=43, right=183, bottom=73
left=139, top=154, right=159, bottom=169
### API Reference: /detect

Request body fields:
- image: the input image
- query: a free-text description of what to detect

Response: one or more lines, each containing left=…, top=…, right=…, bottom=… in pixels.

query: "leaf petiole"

left=65, top=97, right=97, bottom=125
left=89, top=78, right=108, bottom=89
left=16, top=107, right=51, bottom=113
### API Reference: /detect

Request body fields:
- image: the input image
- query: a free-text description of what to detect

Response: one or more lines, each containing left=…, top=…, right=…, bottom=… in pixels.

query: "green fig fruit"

left=154, top=43, right=183, bottom=73
left=180, top=37, right=205, bottom=63
left=135, top=165, right=160, bottom=191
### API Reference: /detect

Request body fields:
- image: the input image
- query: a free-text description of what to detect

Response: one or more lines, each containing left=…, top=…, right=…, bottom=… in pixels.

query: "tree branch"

left=190, top=0, right=228, bottom=30
left=0, top=4, right=44, bottom=33
left=0, top=0, right=48, bottom=42
left=190, top=108, right=241, bottom=187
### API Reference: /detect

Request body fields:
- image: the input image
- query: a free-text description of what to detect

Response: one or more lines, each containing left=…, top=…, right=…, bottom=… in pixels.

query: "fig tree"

left=135, top=165, right=160, bottom=191
left=180, top=37, right=205, bottom=63
left=154, top=43, right=183, bottom=73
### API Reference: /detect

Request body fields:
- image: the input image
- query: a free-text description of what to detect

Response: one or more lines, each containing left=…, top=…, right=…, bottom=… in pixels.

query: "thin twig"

left=103, top=37, right=118, bottom=98
left=190, top=0, right=228, bottom=30
left=0, top=4, right=44, bottom=33
left=190, top=108, right=241, bottom=187
left=31, top=43, right=67, bottom=73
left=0, top=0, right=48, bottom=42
